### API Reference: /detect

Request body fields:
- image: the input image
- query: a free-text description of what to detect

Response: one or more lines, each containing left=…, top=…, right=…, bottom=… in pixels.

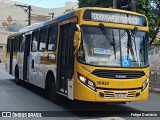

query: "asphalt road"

left=0, top=63, right=160, bottom=120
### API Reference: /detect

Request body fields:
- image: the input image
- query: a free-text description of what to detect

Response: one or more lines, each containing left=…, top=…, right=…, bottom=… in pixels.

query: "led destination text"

left=91, top=12, right=139, bottom=25
left=83, top=10, right=146, bottom=26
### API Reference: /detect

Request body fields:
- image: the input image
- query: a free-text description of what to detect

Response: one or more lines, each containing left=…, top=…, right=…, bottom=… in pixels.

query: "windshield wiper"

left=126, top=27, right=138, bottom=59
left=132, top=27, right=139, bottom=63
left=99, top=23, right=116, bottom=58
left=126, top=30, right=131, bottom=59
left=112, top=31, right=116, bottom=59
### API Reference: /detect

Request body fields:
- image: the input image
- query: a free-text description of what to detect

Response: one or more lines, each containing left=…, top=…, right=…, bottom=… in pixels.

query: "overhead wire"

left=58, top=3, right=78, bottom=16
left=98, top=0, right=113, bottom=7
left=20, top=0, right=26, bottom=3
left=0, top=0, right=78, bottom=25
left=26, top=0, right=34, bottom=4
left=32, top=0, right=78, bottom=18
left=32, top=0, right=42, bottom=6
left=32, top=9, right=51, bottom=13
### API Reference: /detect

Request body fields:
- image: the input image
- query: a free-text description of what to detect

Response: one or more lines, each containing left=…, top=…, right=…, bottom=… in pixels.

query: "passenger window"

left=19, top=35, right=23, bottom=51
left=13, top=38, right=16, bottom=52
left=48, top=25, right=58, bottom=51
left=31, top=31, right=39, bottom=52
left=20, top=35, right=25, bottom=52
left=14, top=37, right=19, bottom=52
left=39, top=28, right=47, bottom=51
left=7, top=39, right=11, bottom=52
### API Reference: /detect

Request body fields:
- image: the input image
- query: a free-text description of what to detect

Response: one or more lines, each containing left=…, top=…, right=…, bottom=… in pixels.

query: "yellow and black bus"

left=6, top=7, right=149, bottom=103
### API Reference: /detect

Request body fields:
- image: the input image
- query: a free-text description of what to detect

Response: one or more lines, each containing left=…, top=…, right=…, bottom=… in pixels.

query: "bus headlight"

left=77, top=73, right=96, bottom=91
left=78, top=74, right=87, bottom=83
left=142, top=78, right=149, bottom=91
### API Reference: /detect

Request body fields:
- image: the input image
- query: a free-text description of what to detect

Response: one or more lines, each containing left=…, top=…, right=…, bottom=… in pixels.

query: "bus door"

left=10, top=38, right=14, bottom=74
left=57, top=23, right=76, bottom=96
left=23, top=33, right=31, bottom=80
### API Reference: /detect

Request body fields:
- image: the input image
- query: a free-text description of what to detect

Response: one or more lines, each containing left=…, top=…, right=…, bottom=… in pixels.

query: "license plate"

left=115, top=93, right=126, bottom=98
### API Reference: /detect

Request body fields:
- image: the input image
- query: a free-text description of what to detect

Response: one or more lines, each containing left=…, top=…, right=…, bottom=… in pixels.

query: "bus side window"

left=31, top=30, right=39, bottom=52
left=7, top=39, right=11, bottom=52
left=12, top=38, right=16, bottom=52
left=39, top=27, right=47, bottom=51
left=15, top=37, right=19, bottom=52
left=20, top=35, right=25, bottom=52
left=47, top=24, right=58, bottom=51
left=18, top=35, right=22, bottom=52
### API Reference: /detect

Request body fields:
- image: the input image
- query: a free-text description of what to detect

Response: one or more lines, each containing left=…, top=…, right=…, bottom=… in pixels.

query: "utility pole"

left=131, top=0, right=137, bottom=12
left=48, top=12, right=54, bottom=18
left=28, top=5, right=31, bottom=25
left=15, top=4, right=31, bottom=26
left=113, top=0, right=117, bottom=9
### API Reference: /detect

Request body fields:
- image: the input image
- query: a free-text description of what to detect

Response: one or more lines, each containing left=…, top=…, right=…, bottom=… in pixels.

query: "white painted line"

left=100, top=117, right=125, bottom=120
left=81, top=117, right=125, bottom=120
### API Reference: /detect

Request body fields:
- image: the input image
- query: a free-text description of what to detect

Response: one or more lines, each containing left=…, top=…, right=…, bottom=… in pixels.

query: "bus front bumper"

left=74, top=80, right=149, bottom=102
left=95, top=86, right=149, bottom=102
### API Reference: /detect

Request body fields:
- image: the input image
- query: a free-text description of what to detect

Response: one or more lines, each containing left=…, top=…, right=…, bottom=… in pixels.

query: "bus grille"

left=127, top=91, right=136, bottom=97
left=100, top=91, right=137, bottom=98
left=104, top=91, right=114, bottom=97
left=92, top=70, right=145, bottom=79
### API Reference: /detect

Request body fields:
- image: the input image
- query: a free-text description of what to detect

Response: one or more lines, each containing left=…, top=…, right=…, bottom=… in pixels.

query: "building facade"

left=0, top=0, right=78, bottom=62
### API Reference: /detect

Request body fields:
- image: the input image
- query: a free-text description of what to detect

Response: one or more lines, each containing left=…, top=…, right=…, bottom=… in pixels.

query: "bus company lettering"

left=88, top=56, right=109, bottom=62
left=97, top=81, right=109, bottom=85
left=91, top=12, right=139, bottom=25
left=131, top=113, right=158, bottom=117
left=116, top=75, right=126, bottom=78
left=12, top=112, right=42, bottom=117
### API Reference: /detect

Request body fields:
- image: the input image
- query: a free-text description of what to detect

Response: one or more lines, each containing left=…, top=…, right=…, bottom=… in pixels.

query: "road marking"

left=81, top=117, right=125, bottom=120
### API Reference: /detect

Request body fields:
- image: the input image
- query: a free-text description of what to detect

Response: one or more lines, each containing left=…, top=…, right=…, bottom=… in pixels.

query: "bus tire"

left=50, top=81, right=57, bottom=102
left=46, top=72, right=61, bottom=104
left=50, top=80, right=63, bottom=104
left=15, top=66, right=21, bottom=85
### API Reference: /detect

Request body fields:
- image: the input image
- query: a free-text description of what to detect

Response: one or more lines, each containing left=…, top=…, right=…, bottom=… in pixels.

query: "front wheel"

left=50, top=81, right=56, bottom=102
left=50, top=81, right=63, bottom=104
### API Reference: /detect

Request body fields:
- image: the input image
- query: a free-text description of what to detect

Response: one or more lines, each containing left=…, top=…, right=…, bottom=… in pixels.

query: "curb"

left=149, top=87, right=160, bottom=93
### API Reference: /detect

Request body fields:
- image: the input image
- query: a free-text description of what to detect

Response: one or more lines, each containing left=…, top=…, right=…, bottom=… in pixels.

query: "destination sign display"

left=83, top=10, right=147, bottom=26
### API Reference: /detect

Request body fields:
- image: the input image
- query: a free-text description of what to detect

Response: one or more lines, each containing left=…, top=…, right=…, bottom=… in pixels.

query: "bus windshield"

left=78, top=26, right=149, bottom=67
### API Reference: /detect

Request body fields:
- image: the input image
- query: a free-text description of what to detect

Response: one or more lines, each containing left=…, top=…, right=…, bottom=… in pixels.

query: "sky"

left=11, top=0, right=78, bottom=8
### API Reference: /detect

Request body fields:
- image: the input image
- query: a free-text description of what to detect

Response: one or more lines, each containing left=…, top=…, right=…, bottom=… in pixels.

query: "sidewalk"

left=149, top=75, right=160, bottom=93
left=0, top=63, right=5, bottom=70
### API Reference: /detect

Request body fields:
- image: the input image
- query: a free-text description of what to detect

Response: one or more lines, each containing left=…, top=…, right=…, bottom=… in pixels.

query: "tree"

left=117, top=0, right=132, bottom=10
left=78, top=0, right=132, bottom=9
left=138, top=0, right=160, bottom=44
left=78, top=0, right=97, bottom=7
left=78, top=0, right=113, bottom=8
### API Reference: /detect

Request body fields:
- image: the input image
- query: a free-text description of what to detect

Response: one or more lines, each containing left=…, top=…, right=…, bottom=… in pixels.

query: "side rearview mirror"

left=74, top=24, right=81, bottom=55
left=74, top=31, right=81, bottom=55
left=48, top=53, right=56, bottom=62
left=74, top=31, right=81, bottom=47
